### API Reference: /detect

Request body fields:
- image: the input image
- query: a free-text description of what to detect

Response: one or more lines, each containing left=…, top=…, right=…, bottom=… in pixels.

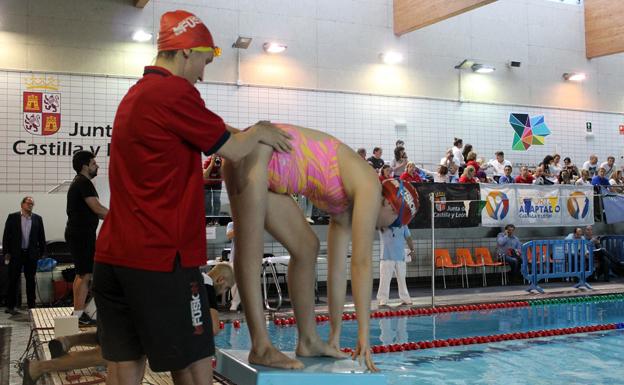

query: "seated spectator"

left=465, top=151, right=480, bottom=173
left=533, top=166, right=546, bottom=185
left=515, top=166, right=535, bottom=184
left=484, top=151, right=511, bottom=182
left=379, top=164, right=393, bottom=183
left=563, top=157, right=579, bottom=178
left=496, top=224, right=522, bottom=283
left=584, top=226, right=624, bottom=282
left=559, top=170, right=573, bottom=184
left=542, top=155, right=558, bottom=184
left=440, top=148, right=459, bottom=180
left=591, top=167, right=610, bottom=187
left=582, top=154, right=599, bottom=177
left=575, top=169, right=592, bottom=186
left=476, top=170, right=490, bottom=183
left=498, top=165, right=514, bottom=184
left=367, top=147, right=385, bottom=170
left=392, top=146, right=408, bottom=178
left=357, top=148, right=367, bottom=160
left=565, top=227, right=584, bottom=241
left=600, top=156, right=617, bottom=179
left=400, top=162, right=423, bottom=183
left=551, top=153, right=563, bottom=179
left=434, top=165, right=449, bottom=183
left=609, top=169, right=624, bottom=193
left=459, top=166, right=477, bottom=183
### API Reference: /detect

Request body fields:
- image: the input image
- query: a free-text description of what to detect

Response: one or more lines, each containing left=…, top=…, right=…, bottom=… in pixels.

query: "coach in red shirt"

left=92, top=10, right=291, bottom=385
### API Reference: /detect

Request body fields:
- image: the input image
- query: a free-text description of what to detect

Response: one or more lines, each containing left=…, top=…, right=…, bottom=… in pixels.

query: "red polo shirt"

left=95, top=66, right=230, bottom=271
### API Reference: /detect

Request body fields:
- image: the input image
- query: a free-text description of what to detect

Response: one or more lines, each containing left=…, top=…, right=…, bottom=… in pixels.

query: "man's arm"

left=203, top=157, right=215, bottom=181
left=37, top=215, right=46, bottom=257
left=210, top=308, right=221, bottom=335
left=84, top=197, right=108, bottom=219
left=2, top=215, right=12, bottom=262
left=496, top=232, right=507, bottom=246
left=216, top=123, right=292, bottom=162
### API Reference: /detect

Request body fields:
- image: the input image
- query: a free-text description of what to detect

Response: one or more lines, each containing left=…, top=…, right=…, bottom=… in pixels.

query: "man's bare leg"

left=25, top=347, right=105, bottom=384
left=72, top=273, right=91, bottom=313
left=170, top=357, right=212, bottom=385
left=264, top=193, right=346, bottom=359
left=105, top=359, right=146, bottom=385
left=223, top=146, right=303, bottom=369
left=49, top=331, right=98, bottom=357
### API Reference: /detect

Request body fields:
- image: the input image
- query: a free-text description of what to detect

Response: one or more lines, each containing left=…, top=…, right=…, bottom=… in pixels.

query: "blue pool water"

left=215, top=300, right=624, bottom=384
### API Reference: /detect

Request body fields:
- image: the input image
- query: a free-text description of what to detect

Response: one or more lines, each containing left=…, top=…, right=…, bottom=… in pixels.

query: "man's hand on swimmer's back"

left=256, top=122, right=292, bottom=153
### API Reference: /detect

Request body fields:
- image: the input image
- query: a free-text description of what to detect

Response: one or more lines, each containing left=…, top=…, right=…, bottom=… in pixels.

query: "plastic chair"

left=475, top=247, right=506, bottom=286
left=526, top=244, right=552, bottom=276
left=456, top=248, right=486, bottom=287
left=434, top=249, right=465, bottom=289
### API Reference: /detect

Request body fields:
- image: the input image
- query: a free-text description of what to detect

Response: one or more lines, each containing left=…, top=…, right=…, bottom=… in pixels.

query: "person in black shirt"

left=65, top=151, right=108, bottom=325
left=367, top=147, right=385, bottom=170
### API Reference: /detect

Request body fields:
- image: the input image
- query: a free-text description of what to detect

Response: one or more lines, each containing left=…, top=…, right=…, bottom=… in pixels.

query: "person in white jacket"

left=376, top=225, right=415, bottom=306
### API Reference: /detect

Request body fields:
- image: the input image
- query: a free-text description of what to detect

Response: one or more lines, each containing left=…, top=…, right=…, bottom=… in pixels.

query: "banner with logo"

left=480, top=184, right=594, bottom=227
left=602, top=192, right=624, bottom=224
left=410, top=183, right=481, bottom=229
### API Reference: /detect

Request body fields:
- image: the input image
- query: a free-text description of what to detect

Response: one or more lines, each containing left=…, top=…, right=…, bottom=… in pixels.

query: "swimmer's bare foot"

left=249, top=345, right=304, bottom=369
left=296, top=337, right=349, bottom=359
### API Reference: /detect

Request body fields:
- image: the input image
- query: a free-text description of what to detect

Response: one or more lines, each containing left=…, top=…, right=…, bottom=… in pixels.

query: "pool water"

left=215, top=299, right=624, bottom=385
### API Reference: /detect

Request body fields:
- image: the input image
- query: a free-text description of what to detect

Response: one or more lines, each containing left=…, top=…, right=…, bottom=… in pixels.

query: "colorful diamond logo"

left=509, top=113, right=550, bottom=151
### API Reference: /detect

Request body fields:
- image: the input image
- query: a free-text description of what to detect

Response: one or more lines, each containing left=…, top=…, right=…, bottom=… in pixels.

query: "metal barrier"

left=521, top=239, right=594, bottom=293
left=601, top=236, right=624, bottom=261
left=0, top=326, right=10, bottom=385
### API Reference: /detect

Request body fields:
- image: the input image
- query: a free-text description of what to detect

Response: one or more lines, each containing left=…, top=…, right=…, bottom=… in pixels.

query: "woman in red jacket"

left=400, top=162, right=423, bottom=183
left=459, top=165, right=478, bottom=183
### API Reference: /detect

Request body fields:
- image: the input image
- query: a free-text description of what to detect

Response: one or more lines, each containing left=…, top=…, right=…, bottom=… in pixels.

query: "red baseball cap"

left=157, top=10, right=220, bottom=55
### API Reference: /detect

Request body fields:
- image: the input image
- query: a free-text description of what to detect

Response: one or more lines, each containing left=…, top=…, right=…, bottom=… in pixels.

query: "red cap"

left=381, top=179, right=419, bottom=226
left=157, top=10, right=215, bottom=52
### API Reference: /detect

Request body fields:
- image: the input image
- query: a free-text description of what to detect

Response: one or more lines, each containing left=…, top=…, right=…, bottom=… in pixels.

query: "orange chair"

left=434, top=249, right=464, bottom=289
left=456, top=248, right=486, bottom=287
left=526, top=244, right=551, bottom=276
left=475, top=247, right=507, bottom=286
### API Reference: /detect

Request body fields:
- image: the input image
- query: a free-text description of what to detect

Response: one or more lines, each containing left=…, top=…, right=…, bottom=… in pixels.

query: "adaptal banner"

left=480, top=184, right=594, bottom=227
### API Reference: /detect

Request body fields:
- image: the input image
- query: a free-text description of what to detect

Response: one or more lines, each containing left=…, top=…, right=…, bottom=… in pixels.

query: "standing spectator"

left=559, top=170, right=573, bottom=184
left=367, top=147, right=385, bottom=170
left=400, top=162, right=422, bottom=183
left=563, top=157, right=579, bottom=178
left=465, top=151, right=480, bottom=173
left=452, top=138, right=465, bottom=169
left=575, top=169, right=592, bottom=186
left=434, top=165, right=449, bottom=183
left=496, top=224, right=522, bottom=283
left=379, top=164, right=393, bottom=182
left=551, top=154, right=563, bottom=179
left=498, top=165, right=514, bottom=184
left=542, top=155, right=558, bottom=184
left=395, top=139, right=404, bottom=148
left=485, top=151, right=511, bottom=182
left=459, top=166, right=477, bottom=183
left=440, top=149, right=459, bottom=181
left=391, top=146, right=408, bottom=178
left=462, top=144, right=473, bottom=165
left=533, top=166, right=546, bottom=185
left=93, top=10, right=294, bottom=382
left=356, top=148, right=367, bottom=160
left=582, top=155, right=599, bottom=177
left=66, top=151, right=108, bottom=325
left=515, top=166, right=535, bottom=184
left=591, top=167, right=611, bottom=187
left=3, top=197, right=46, bottom=315
left=376, top=225, right=415, bottom=306
left=203, top=154, right=223, bottom=219
left=225, top=221, right=241, bottom=312
left=600, top=156, right=617, bottom=179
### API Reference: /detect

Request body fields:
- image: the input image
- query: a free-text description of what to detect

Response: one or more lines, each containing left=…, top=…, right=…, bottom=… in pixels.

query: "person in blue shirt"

left=498, top=165, right=515, bottom=184
left=591, top=167, right=611, bottom=188
left=496, top=224, right=522, bottom=282
left=376, top=225, right=415, bottom=306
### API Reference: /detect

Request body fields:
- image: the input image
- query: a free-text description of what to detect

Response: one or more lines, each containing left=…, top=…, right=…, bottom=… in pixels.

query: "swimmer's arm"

left=327, top=214, right=351, bottom=348
left=217, top=123, right=292, bottom=161
left=210, top=308, right=221, bottom=335
left=350, top=181, right=381, bottom=372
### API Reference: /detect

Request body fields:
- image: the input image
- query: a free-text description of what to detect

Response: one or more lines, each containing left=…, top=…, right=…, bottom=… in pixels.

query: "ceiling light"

left=132, top=29, right=152, bottom=42
left=263, top=42, right=287, bottom=54
left=471, top=64, right=495, bottom=74
left=563, top=72, right=586, bottom=82
left=379, top=51, right=403, bottom=65
left=233, top=36, right=252, bottom=49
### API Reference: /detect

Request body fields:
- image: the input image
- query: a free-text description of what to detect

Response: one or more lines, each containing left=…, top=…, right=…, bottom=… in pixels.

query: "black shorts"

left=92, top=258, right=214, bottom=372
left=65, top=228, right=96, bottom=275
